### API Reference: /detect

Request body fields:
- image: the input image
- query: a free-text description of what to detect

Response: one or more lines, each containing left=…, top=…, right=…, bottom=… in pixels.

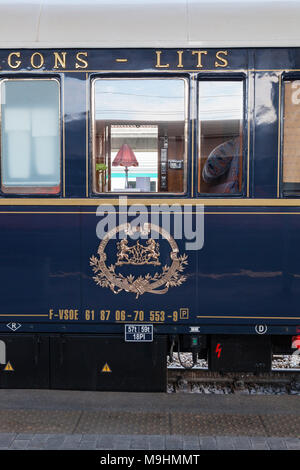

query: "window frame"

left=0, top=76, right=61, bottom=196
left=196, top=74, right=247, bottom=198
left=280, top=74, right=300, bottom=198
left=90, top=74, right=189, bottom=196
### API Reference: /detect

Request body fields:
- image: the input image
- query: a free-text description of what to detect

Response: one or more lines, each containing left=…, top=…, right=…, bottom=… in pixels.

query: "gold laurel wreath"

left=90, top=223, right=188, bottom=298
left=90, top=253, right=188, bottom=298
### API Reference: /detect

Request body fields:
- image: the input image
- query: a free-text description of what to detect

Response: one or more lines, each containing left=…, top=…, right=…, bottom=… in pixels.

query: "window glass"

left=1, top=79, right=60, bottom=194
left=93, top=78, right=186, bottom=193
left=282, top=80, right=300, bottom=195
left=199, top=81, right=243, bottom=194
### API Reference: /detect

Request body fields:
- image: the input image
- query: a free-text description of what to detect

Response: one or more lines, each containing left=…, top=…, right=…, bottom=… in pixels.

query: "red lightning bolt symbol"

left=215, top=343, right=222, bottom=358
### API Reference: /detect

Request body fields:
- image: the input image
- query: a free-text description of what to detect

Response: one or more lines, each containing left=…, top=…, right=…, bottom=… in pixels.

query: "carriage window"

left=1, top=79, right=60, bottom=194
left=198, top=81, right=244, bottom=194
left=92, top=78, right=186, bottom=193
left=282, top=80, right=300, bottom=196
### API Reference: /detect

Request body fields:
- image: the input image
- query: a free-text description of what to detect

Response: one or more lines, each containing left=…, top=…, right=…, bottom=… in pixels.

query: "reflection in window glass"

left=1, top=79, right=60, bottom=194
left=199, top=81, right=243, bottom=194
left=93, top=79, right=186, bottom=193
left=282, top=80, right=300, bottom=195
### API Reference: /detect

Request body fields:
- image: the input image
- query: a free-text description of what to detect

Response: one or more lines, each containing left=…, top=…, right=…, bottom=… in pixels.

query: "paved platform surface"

left=0, top=390, right=298, bottom=450
left=0, top=433, right=299, bottom=450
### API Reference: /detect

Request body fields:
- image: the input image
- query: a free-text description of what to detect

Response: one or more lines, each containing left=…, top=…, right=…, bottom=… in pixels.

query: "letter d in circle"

left=255, top=324, right=268, bottom=335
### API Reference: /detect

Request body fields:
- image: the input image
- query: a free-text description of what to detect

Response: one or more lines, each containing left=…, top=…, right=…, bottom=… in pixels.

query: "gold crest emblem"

left=90, top=223, right=188, bottom=298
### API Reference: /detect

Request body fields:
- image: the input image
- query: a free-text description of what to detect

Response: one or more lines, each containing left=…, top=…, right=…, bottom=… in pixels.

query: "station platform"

left=0, top=390, right=299, bottom=450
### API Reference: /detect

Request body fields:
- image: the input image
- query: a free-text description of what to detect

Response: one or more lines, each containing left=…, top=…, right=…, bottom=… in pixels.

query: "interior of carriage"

left=93, top=121, right=185, bottom=193
left=92, top=78, right=186, bottom=194
left=199, top=119, right=243, bottom=194
left=93, top=78, right=244, bottom=195
left=0, top=76, right=245, bottom=196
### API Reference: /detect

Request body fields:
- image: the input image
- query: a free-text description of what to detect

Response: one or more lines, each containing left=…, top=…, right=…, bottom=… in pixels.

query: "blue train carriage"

left=0, top=0, right=299, bottom=391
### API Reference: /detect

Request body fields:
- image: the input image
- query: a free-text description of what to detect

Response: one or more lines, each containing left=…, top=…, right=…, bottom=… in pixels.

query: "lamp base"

left=124, top=167, right=129, bottom=189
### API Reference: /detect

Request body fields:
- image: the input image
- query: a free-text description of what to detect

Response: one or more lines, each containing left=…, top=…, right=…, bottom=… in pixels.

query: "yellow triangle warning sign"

left=101, top=363, right=112, bottom=373
left=4, top=362, right=14, bottom=372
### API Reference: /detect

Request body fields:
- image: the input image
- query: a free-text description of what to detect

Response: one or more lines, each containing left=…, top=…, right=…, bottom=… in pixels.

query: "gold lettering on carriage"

left=5, top=50, right=228, bottom=70
left=90, top=223, right=188, bottom=298
left=155, top=50, right=229, bottom=68
left=6, top=51, right=89, bottom=70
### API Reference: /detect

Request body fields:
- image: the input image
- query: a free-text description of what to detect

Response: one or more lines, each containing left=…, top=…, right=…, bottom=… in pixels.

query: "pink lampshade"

left=112, top=144, right=139, bottom=167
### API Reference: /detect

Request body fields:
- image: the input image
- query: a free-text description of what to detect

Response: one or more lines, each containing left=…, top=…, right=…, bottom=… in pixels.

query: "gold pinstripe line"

left=1, top=316, right=296, bottom=320
left=1, top=211, right=300, bottom=215
left=0, top=211, right=300, bottom=216
left=1, top=68, right=300, bottom=74
left=196, top=315, right=300, bottom=320
left=0, top=68, right=296, bottom=73
left=0, top=314, right=49, bottom=317
left=1, top=198, right=300, bottom=206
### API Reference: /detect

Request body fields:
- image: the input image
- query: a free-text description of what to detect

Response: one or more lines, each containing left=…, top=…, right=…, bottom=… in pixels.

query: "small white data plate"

left=125, top=324, right=153, bottom=342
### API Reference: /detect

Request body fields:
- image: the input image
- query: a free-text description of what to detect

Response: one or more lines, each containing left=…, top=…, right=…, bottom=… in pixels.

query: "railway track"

left=167, top=368, right=300, bottom=393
